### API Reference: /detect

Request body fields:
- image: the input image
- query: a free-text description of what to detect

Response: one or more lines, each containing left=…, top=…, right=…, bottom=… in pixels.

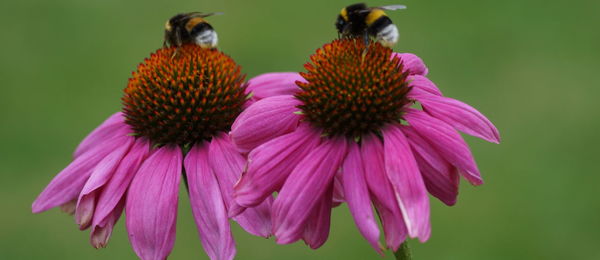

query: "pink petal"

left=233, top=124, right=321, bottom=208
left=343, top=142, right=382, bottom=254
left=383, top=125, right=431, bottom=241
left=92, top=139, right=151, bottom=228
left=361, top=136, right=396, bottom=212
left=126, top=145, right=181, bottom=260
left=60, top=199, right=77, bottom=215
left=185, top=143, right=235, bottom=260
left=245, top=72, right=304, bottom=101
left=302, top=183, right=333, bottom=249
left=272, top=138, right=347, bottom=244
left=74, top=112, right=129, bottom=158
left=392, top=53, right=428, bottom=76
left=75, top=136, right=134, bottom=229
left=332, top=170, right=345, bottom=205
left=361, top=135, right=407, bottom=251
left=404, top=109, right=484, bottom=185
left=401, top=126, right=459, bottom=206
left=90, top=199, right=124, bottom=249
left=227, top=202, right=247, bottom=218
left=408, top=75, right=442, bottom=96
left=32, top=132, right=130, bottom=213
left=208, top=133, right=272, bottom=238
left=409, top=93, right=500, bottom=143
left=231, top=95, right=302, bottom=153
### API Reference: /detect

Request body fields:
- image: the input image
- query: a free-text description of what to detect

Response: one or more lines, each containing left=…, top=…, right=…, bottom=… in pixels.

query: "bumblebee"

left=163, top=12, right=222, bottom=48
left=335, top=3, right=406, bottom=47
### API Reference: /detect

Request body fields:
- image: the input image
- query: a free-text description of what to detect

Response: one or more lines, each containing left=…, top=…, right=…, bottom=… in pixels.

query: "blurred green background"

left=1, top=0, right=599, bottom=259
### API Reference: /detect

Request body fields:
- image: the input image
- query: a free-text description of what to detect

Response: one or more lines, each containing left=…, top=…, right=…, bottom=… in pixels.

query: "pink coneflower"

left=32, top=45, right=274, bottom=260
left=230, top=39, right=500, bottom=252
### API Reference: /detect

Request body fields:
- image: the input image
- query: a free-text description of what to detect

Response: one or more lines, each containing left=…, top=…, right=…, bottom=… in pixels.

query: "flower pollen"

left=296, top=39, right=411, bottom=138
left=122, top=44, right=246, bottom=145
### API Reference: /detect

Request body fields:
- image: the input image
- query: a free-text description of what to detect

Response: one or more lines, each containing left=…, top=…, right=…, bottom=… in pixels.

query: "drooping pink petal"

left=408, top=75, right=442, bottom=96
left=245, top=72, right=304, bottom=101
left=332, top=169, right=345, bottom=206
left=208, top=133, right=272, bottom=238
left=90, top=199, right=124, bottom=249
left=75, top=136, right=134, bottom=229
left=60, top=199, right=77, bottom=215
left=417, top=155, right=459, bottom=206
left=185, top=143, right=235, bottom=260
left=227, top=202, right=247, bottom=218
left=342, top=142, right=382, bottom=254
left=404, top=108, right=484, bottom=185
left=361, top=135, right=407, bottom=251
left=92, top=139, right=151, bottom=229
left=126, top=145, right=181, bottom=260
left=233, top=124, right=321, bottom=208
left=409, top=93, right=500, bottom=143
left=392, top=53, right=428, bottom=76
left=272, top=138, right=347, bottom=244
left=302, top=183, right=333, bottom=249
left=401, top=126, right=459, bottom=206
left=383, top=125, right=431, bottom=242
left=231, top=95, right=302, bottom=153
left=361, top=136, right=395, bottom=213
left=74, top=112, right=129, bottom=158
left=32, top=133, right=131, bottom=213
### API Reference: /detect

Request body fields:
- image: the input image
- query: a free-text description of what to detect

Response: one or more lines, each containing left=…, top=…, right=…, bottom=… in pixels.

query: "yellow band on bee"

left=366, top=9, right=386, bottom=26
left=185, top=17, right=206, bottom=31
left=340, top=8, right=349, bottom=21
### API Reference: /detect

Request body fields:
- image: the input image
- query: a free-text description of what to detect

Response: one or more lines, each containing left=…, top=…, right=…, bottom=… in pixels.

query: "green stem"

left=394, top=241, right=412, bottom=260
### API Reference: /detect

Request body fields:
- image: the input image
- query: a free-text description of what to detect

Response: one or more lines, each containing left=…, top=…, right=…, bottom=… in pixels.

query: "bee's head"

left=166, top=13, right=188, bottom=29
left=335, top=3, right=369, bottom=34
left=335, top=13, right=347, bottom=34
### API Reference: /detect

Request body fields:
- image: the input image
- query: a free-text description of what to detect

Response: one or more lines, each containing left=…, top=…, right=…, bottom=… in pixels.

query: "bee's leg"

left=175, top=29, right=183, bottom=46
left=361, top=31, right=369, bottom=63
left=171, top=30, right=183, bottom=59
left=163, top=30, right=169, bottom=48
left=341, top=23, right=351, bottom=39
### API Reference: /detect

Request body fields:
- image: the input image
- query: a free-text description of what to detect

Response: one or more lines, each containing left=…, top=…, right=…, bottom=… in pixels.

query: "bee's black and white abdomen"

left=190, top=23, right=218, bottom=48
left=367, top=15, right=399, bottom=47
left=194, top=29, right=218, bottom=48
left=376, top=24, right=399, bottom=47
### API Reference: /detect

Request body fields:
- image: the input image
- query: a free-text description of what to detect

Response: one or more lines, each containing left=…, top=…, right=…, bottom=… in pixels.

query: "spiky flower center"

left=122, top=44, right=246, bottom=145
left=296, top=39, right=411, bottom=138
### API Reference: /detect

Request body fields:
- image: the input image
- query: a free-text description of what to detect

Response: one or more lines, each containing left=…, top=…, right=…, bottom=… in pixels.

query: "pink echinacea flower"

left=230, top=39, right=500, bottom=253
left=32, top=44, right=275, bottom=260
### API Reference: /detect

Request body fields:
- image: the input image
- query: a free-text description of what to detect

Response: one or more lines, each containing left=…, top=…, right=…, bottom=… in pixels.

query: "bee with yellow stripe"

left=164, top=12, right=222, bottom=48
left=335, top=3, right=406, bottom=47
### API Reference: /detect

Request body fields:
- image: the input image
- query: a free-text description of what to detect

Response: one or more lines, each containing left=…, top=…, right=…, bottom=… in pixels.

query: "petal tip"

left=444, top=199, right=458, bottom=206
left=31, top=201, right=43, bottom=214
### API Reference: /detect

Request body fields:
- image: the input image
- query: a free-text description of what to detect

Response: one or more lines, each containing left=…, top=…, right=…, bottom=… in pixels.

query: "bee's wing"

left=188, top=12, right=224, bottom=18
left=377, top=5, right=407, bottom=11
left=358, top=5, right=406, bottom=14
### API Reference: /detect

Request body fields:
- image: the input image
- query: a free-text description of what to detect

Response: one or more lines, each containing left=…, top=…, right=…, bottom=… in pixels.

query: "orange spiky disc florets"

left=122, top=44, right=246, bottom=145
left=295, top=39, right=411, bottom=138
